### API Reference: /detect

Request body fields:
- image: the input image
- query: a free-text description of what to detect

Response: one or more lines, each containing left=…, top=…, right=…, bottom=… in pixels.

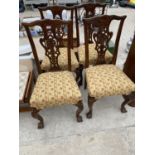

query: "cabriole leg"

left=31, top=108, right=44, bottom=129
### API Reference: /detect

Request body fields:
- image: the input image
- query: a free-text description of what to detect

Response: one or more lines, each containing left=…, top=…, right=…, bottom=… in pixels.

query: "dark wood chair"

left=83, top=15, right=135, bottom=118
left=23, top=19, right=83, bottom=129
left=38, top=5, right=83, bottom=85
left=74, top=3, right=114, bottom=85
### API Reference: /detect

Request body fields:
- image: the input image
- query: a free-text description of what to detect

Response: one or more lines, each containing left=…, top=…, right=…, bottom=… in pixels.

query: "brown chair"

left=23, top=19, right=83, bottom=129
left=82, top=15, right=135, bottom=118
left=74, top=3, right=114, bottom=85
left=38, top=5, right=83, bottom=85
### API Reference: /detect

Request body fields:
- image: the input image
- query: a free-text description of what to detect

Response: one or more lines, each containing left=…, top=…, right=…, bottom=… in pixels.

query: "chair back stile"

left=22, top=19, right=73, bottom=74
left=83, top=15, right=126, bottom=68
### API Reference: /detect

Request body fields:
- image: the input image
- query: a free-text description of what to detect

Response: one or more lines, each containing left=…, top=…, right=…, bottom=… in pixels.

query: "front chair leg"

left=121, top=92, right=135, bottom=113
left=86, top=96, right=96, bottom=119
left=120, top=96, right=129, bottom=113
left=75, top=100, right=83, bottom=122
left=31, top=108, right=44, bottom=129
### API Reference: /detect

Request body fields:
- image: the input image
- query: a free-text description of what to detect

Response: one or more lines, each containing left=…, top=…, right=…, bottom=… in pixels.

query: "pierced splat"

left=83, top=15, right=127, bottom=67
left=22, top=19, right=73, bottom=73
left=93, top=27, right=113, bottom=64
left=40, top=24, right=66, bottom=71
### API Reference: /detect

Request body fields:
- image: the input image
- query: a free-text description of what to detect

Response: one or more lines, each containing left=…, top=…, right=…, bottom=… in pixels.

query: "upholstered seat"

left=86, top=65, right=135, bottom=98
left=78, top=44, right=113, bottom=65
left=41, top=48, right=79, bottom=71
left=30, top=71, right=82, bottom=109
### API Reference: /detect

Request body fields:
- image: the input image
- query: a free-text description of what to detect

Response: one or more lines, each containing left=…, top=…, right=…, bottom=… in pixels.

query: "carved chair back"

left=22, top=19, right=73, bottom=74
left=38, top=5, right=79, bottom=47
left=83, top=15, right=126, bottom=67
left=75, top=3, right=107, bottom=44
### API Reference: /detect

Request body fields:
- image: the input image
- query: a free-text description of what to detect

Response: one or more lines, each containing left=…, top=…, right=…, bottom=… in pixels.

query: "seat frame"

left=23, top=19, right=83, bottom=129
left=82, top=15, right=134, bottom=118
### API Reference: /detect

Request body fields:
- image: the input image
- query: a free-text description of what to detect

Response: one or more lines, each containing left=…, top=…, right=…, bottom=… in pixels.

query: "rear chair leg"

left=75, top=100, right=83, bottom=122
left=86, top=96, right=96, bottom=119
left=31, top=108, right=44, bottom=129
left=78, top=64, right=83, bottom=86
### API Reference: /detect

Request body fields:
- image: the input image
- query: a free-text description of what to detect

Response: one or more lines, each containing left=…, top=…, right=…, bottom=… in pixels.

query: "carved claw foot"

left=38, top=122, right=44, bottom=129
left=86, top=111, right=92, bottom=119
left=120, top=106, right=127, bottom=113
left=77, top=115, right=83, bottom=122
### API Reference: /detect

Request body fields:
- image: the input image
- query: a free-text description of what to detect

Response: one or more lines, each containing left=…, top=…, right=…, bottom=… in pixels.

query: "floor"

left=19, top=6, right=135, bottom=155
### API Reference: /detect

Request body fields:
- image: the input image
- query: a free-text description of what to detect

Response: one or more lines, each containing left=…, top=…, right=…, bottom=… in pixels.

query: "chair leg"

left=31, top=108, right=44, bottom=129
left=86, top=96, right=96, bottom=119
left=78, top=64, right=83, bottom=86
left=75, top=100, right=83, bottom=122
left=121, top=92, right=135, bottom=113
left=75, top=64, right=83, bottom=86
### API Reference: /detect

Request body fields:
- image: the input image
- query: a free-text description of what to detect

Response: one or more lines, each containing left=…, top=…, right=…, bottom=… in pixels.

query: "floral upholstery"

left=41, top=48, right=79, bottom=71
left=86, top=65, right=135, bottom=98
left=30, top=71, right=82, bottom=109
left=78, top=44, right=113, bottom=65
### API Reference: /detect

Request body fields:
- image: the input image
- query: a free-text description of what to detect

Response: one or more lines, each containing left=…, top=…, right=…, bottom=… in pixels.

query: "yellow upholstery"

left=78, top=44, right=113, bottom=65
left=41, top=48, right=79, bottom=71
left=30, top=71, right=82, bottom=109
left=86, top=65, right=135, bottom=98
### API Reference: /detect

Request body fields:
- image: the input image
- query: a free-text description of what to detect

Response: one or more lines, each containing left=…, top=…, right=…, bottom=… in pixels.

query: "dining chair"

left=23, top=19, right=83, bottom=129
left=74, top=3, right=114, bottom=85
left=38, top=5, right=83, bottom=85
left=83, top=15, right=135, bottom=118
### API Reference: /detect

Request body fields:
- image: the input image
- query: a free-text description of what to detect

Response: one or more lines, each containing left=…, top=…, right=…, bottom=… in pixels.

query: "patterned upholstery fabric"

left=78, top=44, right=113, bottom=65
left=41, top=48, right=79, bottom=71
left=19, top=72, right=29, bottom=101
left=86, top=65, right=135, bottom=98
left=30, top=71, right=82, bottom=109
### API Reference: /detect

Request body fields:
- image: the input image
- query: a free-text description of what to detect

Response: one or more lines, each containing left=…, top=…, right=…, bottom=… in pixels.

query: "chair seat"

left=86, top=65, right=135, bottom=98
left=41, top=48, right=79, bottom=71
left=78, top=44, right=113, bottom=65
left=30, top=71, right=82, bottom=109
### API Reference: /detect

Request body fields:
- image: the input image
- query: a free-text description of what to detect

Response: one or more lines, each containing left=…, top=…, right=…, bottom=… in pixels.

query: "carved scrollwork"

left=93, top=27, right=113, bottom=64
left=40, top=24, right=65, bottom=71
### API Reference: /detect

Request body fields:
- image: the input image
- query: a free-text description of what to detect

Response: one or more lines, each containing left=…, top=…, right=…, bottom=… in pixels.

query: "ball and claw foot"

left=86, top=111, right=92, bottom=119
left=121, top=106, right=127, bottom=113
left=77, top=115, right=83, bottom=122
left=38, top=122, right=44, bottom=129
